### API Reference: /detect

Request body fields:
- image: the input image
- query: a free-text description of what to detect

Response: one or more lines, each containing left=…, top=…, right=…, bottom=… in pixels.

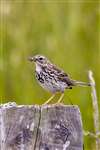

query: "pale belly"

left=35, top=71, right=67, bottom=93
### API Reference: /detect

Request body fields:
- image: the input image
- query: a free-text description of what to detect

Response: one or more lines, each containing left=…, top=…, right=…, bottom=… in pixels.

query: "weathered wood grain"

left=0, top=102, right=83, bottom=150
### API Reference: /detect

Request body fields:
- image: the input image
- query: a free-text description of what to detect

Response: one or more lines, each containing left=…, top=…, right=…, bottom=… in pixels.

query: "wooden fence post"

left=0, top=102, right=83, bottom=150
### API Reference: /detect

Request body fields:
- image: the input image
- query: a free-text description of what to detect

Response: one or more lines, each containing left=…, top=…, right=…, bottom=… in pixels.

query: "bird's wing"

left=51, top=65, right=69, bottom=77
left=51, top=65, right=74, bottom=86
left=43, top=64, right=74, bottom=86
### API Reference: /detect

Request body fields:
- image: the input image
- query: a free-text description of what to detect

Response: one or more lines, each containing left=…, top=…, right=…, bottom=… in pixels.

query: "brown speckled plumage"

left=29, top=55, right=91, bottom=104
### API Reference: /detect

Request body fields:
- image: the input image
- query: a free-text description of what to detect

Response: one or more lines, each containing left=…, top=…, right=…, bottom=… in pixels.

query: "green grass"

left=0, top=0, right=100, bottom=149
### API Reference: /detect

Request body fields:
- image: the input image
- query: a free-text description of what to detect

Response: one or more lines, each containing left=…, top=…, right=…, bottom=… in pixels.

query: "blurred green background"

left=0, top=0, right=100, bottom=149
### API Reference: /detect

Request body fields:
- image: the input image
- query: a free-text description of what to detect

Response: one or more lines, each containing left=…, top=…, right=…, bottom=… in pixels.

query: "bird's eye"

left=39, top=57, right=43, bottom=60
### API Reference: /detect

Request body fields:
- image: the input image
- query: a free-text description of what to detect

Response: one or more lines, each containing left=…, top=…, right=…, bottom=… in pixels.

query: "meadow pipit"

left=29, top=55, right=91, bottom=104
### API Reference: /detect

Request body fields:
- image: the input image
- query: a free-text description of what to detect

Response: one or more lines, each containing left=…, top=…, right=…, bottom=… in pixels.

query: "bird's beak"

left=28, top=56, right=36, bottom=62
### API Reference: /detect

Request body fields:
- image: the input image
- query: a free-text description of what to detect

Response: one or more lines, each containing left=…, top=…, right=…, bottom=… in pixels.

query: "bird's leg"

left=43, top=94, right=56, bottom=105
left=57, top=93, right=64, bottom=103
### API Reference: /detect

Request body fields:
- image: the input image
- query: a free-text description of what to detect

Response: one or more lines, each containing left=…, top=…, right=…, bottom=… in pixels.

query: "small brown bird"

left=29, top=55, right=91, bottom=104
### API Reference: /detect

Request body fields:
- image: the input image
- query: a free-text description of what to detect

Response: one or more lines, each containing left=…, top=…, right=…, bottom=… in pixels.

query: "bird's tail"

left=73, top=80, right=91, bottom=87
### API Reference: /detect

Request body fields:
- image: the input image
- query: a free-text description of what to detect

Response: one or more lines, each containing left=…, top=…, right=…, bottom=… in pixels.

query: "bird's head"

left=28, top=55, right=49, bottom=66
